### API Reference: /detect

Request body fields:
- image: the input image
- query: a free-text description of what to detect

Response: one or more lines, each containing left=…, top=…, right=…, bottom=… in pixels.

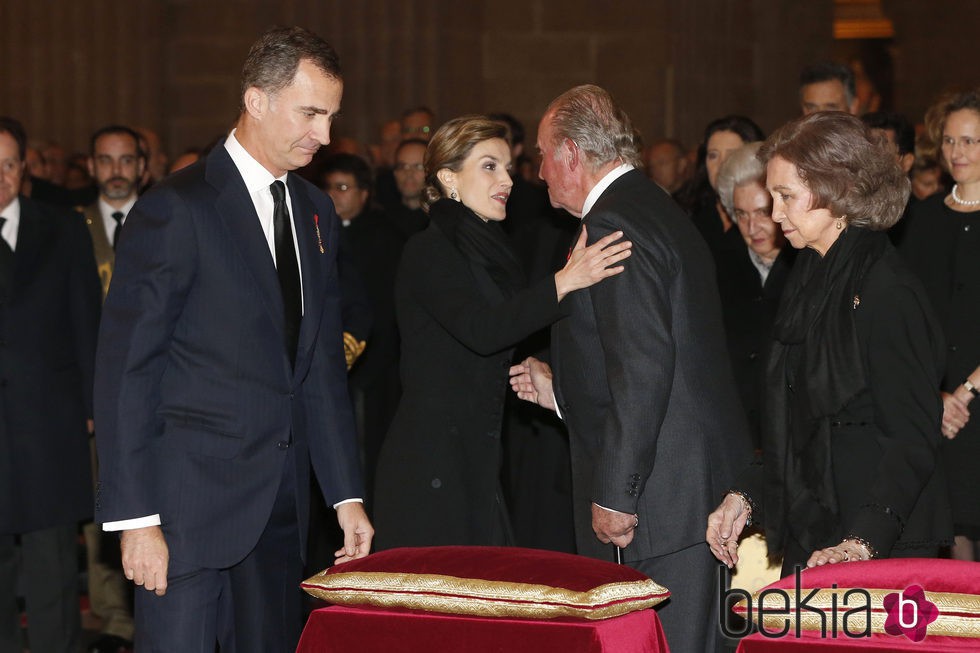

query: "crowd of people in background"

left=1, top=42, right=978, bottom=653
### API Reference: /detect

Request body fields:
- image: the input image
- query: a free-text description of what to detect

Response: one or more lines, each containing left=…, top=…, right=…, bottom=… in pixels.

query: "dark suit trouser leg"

left=134, top=451, right=302, bottom=653
left=16, top=525, right=81, bottom=653
left=134, top=559, right=223, bottom=652
left=632, top=542, right=722, bottom=653
left=0, top=535, right=24, bottom=653
left=227, top=451, right=303, bottom=653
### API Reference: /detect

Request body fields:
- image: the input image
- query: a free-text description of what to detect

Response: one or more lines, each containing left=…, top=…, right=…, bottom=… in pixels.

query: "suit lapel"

left=288, top=175, right=325, bottom=374
left=550, top=219, right=583, bottom=412
left=11, top=199, right=49, bottom=301
left=206, top=148, right=287, bottom=353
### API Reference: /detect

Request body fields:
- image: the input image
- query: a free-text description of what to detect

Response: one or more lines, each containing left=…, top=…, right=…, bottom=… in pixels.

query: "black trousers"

left=135, top=452, right=303, bottom=652
left=0, top=524, right=80, bottom=653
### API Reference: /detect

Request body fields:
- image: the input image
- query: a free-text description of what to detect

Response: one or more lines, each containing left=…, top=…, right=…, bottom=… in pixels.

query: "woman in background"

left=675, top=115, right=764, bottom=252
left=714, top=142, right=795, bottom=448
left=900, top=88, right=980, bottom=562
left=373, top=116, right=631, bottom=549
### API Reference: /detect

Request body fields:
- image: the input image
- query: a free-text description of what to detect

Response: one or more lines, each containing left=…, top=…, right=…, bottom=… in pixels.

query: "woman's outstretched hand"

left=554, top=226, right=632, bottom=301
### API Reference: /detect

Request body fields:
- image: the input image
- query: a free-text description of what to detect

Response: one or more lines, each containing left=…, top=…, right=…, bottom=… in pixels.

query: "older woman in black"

left=373, top=116, right=631, bottom=549
left=706, top=112, right=952, bottom=574
left=713, top=142, right=795, bottom=448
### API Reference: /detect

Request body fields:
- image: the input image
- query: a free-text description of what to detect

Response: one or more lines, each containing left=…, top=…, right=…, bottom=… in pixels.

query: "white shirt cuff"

left=103, top=514, right=162, bottom=531
left=333, top=498, right=363, bottom=509
left=593, top=502, right=632, bottom=515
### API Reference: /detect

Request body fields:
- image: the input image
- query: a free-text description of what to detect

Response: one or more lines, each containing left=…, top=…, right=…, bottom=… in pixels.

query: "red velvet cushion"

left=302, top=546, right=669, bottom=620
left=731, top=559, right=980, bottom=642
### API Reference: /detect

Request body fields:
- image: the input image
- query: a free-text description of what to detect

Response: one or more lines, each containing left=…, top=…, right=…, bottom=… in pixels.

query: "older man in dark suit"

left=511, top=85, right=752, bottom=653
left=0, top=116, right=102, bottom=653
left=94, top=27, right=373, bottom=652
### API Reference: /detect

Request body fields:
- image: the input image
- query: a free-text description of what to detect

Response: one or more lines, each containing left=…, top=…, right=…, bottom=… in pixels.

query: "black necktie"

left=270, top=180, right=302, bottom=365
left=111, top=211, right=124, bottom=250
left=0, top=217, right=12, bottom=296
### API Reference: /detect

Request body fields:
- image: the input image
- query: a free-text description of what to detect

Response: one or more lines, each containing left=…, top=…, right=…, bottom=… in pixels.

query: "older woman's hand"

left=807, top=538, right=873, bottom=567
left=706, top=493, right=751, bottom=568
left=942, top=391, right=971, bottom=439
left=554, top=227, right=632, bottom=301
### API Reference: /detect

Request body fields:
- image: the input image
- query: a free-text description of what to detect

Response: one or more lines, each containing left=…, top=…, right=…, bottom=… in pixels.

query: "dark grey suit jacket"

left=552, top=169, right=752, bottom=562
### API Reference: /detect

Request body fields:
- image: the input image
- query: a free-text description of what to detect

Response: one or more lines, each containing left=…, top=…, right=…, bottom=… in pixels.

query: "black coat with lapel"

left=373, top=204, right=565, bottom=549
left=0, top=197, right=101, bottom=533
left=715, top=243, right=796, bottom=448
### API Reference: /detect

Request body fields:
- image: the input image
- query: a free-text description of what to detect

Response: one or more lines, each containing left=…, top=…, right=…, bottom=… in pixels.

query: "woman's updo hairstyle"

left=421, top=115, right=509, bottom=212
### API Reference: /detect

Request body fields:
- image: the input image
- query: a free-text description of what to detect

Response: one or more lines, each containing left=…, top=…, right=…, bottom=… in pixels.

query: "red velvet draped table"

left=297, top=604, right=670, bottom=652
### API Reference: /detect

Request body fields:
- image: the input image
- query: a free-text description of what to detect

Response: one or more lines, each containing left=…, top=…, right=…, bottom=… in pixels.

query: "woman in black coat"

left=373, top=116, right=631, bottom=549
left=706, top=112, right=952, bottom=574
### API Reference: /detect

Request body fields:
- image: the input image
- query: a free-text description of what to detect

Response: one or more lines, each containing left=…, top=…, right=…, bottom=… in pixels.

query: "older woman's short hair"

left=716, top=142, right=764, bottom=217
left=420, top=115, right=508, bottom=212
left=758, top=112, right=909, bottom=231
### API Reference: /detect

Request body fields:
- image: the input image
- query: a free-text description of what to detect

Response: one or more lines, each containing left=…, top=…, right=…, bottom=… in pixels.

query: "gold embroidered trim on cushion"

left=302, top=571, right=668, bottom=620
left=736, top=588, right=980, bottom=638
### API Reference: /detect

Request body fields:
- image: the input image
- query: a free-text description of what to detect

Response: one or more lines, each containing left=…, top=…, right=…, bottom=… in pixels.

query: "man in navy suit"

left=94, top=26, right=373, bottom=651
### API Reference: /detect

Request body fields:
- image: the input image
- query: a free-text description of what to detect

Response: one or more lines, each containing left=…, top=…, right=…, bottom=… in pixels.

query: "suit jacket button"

left=431, top=478, right=442, bottom=489
left=277, top=440, right=290, bottom=450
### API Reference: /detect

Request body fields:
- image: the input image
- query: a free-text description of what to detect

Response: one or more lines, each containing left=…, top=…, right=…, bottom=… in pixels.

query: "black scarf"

left=762, top=227, right=889, bottom=555
left=427, top=198, right=526, bottom=299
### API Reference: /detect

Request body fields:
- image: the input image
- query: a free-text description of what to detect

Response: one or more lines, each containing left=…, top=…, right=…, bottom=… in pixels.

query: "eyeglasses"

left=324, top=183, right=354, bottom=193
left=394, top=163, right=425, bottom=172
left=942, top=136, right=980, bottom=150
left=402, top=126, right=431, bottom=135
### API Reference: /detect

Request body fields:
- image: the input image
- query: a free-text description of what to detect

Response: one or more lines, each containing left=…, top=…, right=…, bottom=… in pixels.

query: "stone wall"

left=0, top=0, right=975, bottom=160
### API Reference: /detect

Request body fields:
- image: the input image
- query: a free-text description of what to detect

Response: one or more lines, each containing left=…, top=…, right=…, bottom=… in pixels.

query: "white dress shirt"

left=0, top=197, right=21, bottom=251
left=99, top=196, right=137, bottom=245
left=582, top=163, right=634, bottom=218
left=224, top=129, right=304, bottom=311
